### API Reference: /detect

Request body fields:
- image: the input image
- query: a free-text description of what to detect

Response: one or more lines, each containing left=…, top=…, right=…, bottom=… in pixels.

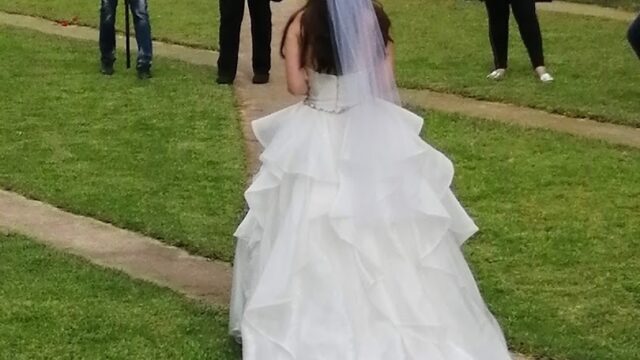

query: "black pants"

left=628, top=14, right=640, bottom=59
left=217, top=0, right=272, bottom=79
left=485, top=0, right=545, bottom=69
left=99, top=0, right=153, bottom=68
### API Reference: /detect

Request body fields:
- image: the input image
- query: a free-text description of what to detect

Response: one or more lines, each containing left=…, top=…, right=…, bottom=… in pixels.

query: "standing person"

left=483, top=0, right=554, bottom=82
left=628, top=13, right=640, bottom=59
left=217, top=0, right=273, bottom=84
left=229, top=0, right=514, bottom=358
left=99, top=0, right=153, bottom=79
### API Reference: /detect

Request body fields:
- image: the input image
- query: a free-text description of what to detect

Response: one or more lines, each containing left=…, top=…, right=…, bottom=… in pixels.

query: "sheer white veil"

left=327, top=0, right=426, bottom=223
left=325, top=0, right=399, bottom=104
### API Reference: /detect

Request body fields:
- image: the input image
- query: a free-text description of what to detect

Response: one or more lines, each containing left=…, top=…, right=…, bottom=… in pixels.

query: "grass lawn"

left=385, top=0, right=640, bottom=127
left=0, top=233, right=240, bottom=359
left=0, top=0, right=219, bottom=49
left=423, top=110, right=640, bottom=360
left=4, top=0, right=638, bottom=126
left=0, top=26, right=245, bottom=262
left=4, top=104, right=636, bottom=360
left=2, top=21, right=639, bottom=360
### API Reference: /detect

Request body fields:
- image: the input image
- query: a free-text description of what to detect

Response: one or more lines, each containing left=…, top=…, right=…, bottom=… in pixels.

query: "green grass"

left=0, top=0, right=219, bottom=49
left=0, top=26, right=246, bottom=262
left=0, top=233, right=240, bottom=359
left=2, top=21, right=639, bottom=360
left=385, top=0, right=640, bottom=127
left=4, top=0, right=638, bottom=126
left=423, top=110, right=640, bottom=360
left=3, top=103, right=638, bottom=360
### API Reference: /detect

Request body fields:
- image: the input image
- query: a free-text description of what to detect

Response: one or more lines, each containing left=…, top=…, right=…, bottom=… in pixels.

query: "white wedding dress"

left=229, top=71, right=513, bottom=360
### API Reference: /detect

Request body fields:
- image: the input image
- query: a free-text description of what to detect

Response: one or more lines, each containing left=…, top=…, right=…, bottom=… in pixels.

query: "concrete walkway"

left=403, top=89, right=640, bottom=149
left=232, top=1, right=303, bottom=172
left=0, top=190, right=232, bottom=304
left=539, top=0, right=636, bottom=21
left=0, top=11, right=216, bottom=67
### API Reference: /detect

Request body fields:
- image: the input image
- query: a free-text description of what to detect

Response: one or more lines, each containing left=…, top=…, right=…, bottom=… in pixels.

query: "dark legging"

left=485, top=0, right=545, bottom=69
left=629, top=14, right=640, bottom=59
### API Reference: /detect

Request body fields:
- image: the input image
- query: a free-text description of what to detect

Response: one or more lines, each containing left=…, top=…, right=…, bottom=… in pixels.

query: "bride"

left=229, top=0, right=514, bottom=359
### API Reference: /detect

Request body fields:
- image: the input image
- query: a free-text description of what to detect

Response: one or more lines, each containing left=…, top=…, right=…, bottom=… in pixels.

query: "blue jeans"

left=629, top=14, right=640, bottom=59
left=99, top=0, right=153, bottom=68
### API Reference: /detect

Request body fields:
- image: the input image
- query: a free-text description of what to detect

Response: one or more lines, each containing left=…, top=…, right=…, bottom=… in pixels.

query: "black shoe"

left=252, top=73, right=270, bottom=84
left=137, top=65, right=152, bottom=80
left=101, top=62, right=114, bottom=75
left=216, top=74, right=235, bottom=85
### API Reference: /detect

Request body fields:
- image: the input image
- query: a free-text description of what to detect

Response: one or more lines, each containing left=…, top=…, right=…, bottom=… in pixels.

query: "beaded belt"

left=303, top=98, right=355, bottom=114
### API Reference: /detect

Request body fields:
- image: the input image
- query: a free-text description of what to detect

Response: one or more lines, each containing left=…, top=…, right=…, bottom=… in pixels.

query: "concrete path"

left=0, top=12, right=217, bottom=67
left=232, top=0, right=304, bottom=173
left=539, top=0, right=636, bottom=21
left=403, top=89, right=640, bottom=149
left=0, top=190, right=232, bottom=304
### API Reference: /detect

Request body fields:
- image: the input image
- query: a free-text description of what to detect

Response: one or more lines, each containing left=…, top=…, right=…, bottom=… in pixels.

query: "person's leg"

left=248, top=0, right=272, bottom=83
left=217, top=0, right=245, bottom=83
left=510, top=0, right=545, bottom=68
left=129, top=0, right=153, bottom=75
left=628, top=14, right=640, bottom=59
left=511, top=0, right=552, bottom=81
left=485, top=0, right=510, bottom=72
left=99, top=0, right=118, bottom=74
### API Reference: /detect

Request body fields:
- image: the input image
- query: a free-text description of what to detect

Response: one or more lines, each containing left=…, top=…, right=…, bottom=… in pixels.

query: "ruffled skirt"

left=229, top=102, right=513, bottom=360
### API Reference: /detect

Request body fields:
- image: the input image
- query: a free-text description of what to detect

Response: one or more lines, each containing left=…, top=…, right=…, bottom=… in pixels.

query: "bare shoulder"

left=287, top=10, right=303, bottom=37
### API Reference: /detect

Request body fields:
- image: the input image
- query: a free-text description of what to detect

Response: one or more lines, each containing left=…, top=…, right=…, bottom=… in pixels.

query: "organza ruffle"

left=230, top=102, right=512, bottom=360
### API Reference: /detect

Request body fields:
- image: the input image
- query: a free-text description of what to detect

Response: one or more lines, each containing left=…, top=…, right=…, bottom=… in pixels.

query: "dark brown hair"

left=280, top=0, right=392, bottom=75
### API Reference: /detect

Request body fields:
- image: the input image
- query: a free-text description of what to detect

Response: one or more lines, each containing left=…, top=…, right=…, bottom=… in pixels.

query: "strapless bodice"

left=304, top=71, right=358, bottom=113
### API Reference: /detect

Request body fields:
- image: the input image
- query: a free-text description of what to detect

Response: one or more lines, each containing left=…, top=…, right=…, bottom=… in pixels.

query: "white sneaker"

left=487, top=68, right=507, bottom=80
left=539, top=73, right=554, bottom=83
left=535, top=66, right=554, bottom=83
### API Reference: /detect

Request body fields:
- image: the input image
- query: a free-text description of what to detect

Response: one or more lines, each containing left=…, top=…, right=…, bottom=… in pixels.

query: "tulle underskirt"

left=229, top=102, right=512, bottom=360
